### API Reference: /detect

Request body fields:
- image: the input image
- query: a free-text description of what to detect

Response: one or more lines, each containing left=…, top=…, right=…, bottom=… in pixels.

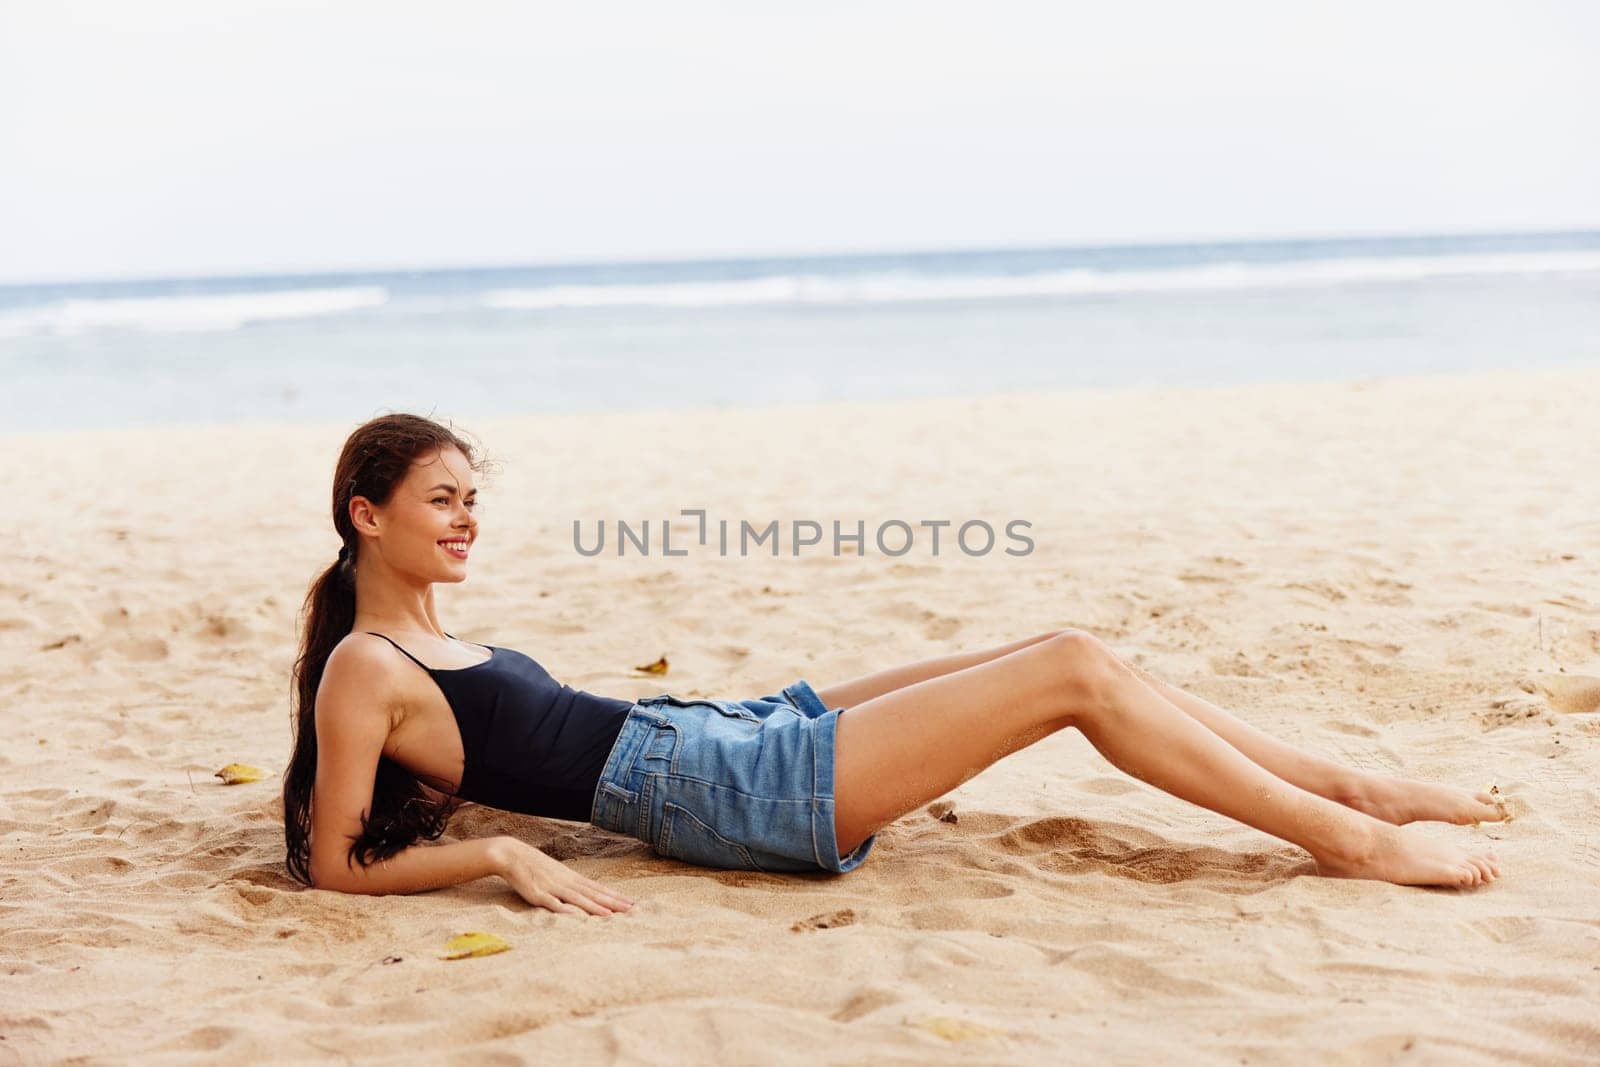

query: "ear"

left=349, top=495, right=379, bottom=536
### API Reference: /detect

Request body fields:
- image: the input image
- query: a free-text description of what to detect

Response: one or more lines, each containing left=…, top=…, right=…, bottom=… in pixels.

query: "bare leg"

left=813, top=630, right=1063, bottom=712
left=816, top=628, right=1504, bottom=827
left=832, top=631, right=1500, bottom=888
left=1118, top=661, right=1506, bottom=827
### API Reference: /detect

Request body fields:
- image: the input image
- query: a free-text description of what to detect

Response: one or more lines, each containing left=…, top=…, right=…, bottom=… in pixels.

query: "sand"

left=3, top=365, right=1598, bottom=1064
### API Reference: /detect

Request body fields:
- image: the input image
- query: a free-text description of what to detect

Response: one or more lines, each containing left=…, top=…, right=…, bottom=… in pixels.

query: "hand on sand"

left=492, top=838, right=637, bottom=917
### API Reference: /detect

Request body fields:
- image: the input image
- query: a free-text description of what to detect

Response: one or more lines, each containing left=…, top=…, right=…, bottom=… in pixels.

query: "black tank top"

left=365, top=631, right=633, bottom=823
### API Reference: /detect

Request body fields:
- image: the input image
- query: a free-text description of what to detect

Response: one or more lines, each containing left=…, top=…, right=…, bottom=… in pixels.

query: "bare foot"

left=1342, top=774, right=1507, bottom=826
left=1312, top=821, right=1501, bottom=888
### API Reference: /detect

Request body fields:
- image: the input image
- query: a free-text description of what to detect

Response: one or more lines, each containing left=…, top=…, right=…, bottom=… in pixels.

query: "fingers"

left=568, top=894, right=621, bottom=916
left=535, top=892, right=587, bottom=915
left=593, top=886, right=636, bottom=911
left=574, top=876, right=636, bottom=911
left=512, top=862, right=638, bottom=916
left=542, top=885, right=637, bottom=917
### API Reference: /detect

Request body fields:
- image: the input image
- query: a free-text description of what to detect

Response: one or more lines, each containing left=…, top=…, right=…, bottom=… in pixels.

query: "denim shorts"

left=588, top=678, right=877, bottom=874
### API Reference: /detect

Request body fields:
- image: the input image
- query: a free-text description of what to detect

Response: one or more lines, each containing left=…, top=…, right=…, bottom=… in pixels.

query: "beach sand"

left=3, top=365, right=1598, bottom=1064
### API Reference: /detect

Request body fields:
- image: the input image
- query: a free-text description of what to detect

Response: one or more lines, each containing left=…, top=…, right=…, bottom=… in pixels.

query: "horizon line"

left=5, top=222, right=1600, bottom=292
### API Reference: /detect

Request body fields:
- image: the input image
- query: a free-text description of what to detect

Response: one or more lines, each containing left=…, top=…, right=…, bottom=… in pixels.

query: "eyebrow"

left=426, top=484, right=478, bottom=495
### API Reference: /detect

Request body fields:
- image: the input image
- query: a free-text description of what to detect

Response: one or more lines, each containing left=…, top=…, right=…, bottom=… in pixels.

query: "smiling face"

left=357, top=446, right=480, bottom=583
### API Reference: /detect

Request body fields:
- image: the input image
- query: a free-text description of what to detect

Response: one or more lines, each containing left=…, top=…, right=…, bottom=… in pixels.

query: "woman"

left=283, top=414, right=1504, bottom=917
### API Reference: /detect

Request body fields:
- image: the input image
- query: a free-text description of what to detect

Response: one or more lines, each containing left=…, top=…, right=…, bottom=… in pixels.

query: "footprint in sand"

left=792, top=908, right=856, bottom=932
left=995, top=814, right=1299, bottom=886
left=1520, top=672, right=1600, bottom=715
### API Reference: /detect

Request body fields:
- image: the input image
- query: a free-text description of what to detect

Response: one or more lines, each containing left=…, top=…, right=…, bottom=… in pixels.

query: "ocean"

left=3, top=229, right=1598, bottom=432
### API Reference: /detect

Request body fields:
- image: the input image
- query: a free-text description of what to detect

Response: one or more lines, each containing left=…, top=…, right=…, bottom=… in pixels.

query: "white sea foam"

left=0, top=285, right=388, bottom=337
left=480, top=250, right=1600, bottom=310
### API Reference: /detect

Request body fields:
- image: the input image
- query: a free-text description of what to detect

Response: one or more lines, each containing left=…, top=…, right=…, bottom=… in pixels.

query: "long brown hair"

left=282, top=412, right=498, bottom=887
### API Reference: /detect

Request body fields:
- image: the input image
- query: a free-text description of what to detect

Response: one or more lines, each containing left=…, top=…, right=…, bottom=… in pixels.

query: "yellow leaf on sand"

left=634, top=655, right=669, bottom=675
left=440, top=931, right=511, bottom=960
left=214, top=763, right=267, bottom=784
left=912, top=1015, right=1003, bottom=1041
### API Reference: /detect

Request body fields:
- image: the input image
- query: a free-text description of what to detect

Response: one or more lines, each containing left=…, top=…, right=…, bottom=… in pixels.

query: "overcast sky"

left=2, top=1, right=1596, bottom=284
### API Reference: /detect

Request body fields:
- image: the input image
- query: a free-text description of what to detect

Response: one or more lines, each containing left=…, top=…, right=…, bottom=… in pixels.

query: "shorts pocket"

left=657, top=800, right=761, bottom=870
left=657, top=801, right=822, bottom=874
left=645, top=693, right=760, bottom=722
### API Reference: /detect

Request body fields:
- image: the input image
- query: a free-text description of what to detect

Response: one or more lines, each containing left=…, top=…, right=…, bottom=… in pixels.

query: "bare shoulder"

left=307, top=635, right=409, bottom=888
left=318, top=633, right=409, bottom=727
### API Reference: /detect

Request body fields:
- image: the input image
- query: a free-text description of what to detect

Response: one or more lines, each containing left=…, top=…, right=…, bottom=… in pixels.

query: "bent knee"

left=1042, top=629, right=1129, bottom=715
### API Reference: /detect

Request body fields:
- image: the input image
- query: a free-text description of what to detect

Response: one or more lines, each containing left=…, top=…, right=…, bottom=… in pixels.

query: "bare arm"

left=317, top=834, right=633, bottom=917
left=309, top=637, right=635, bottom=915
left=812, top=629, right=1064, bottom=711
left=314, top=834, right=504, bottom=895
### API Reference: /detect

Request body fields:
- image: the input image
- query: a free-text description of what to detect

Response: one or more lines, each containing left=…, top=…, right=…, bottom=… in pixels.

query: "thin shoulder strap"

left=446, top=632, right=494, bottom=657
left=364, top=631, right=433, bottom=673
